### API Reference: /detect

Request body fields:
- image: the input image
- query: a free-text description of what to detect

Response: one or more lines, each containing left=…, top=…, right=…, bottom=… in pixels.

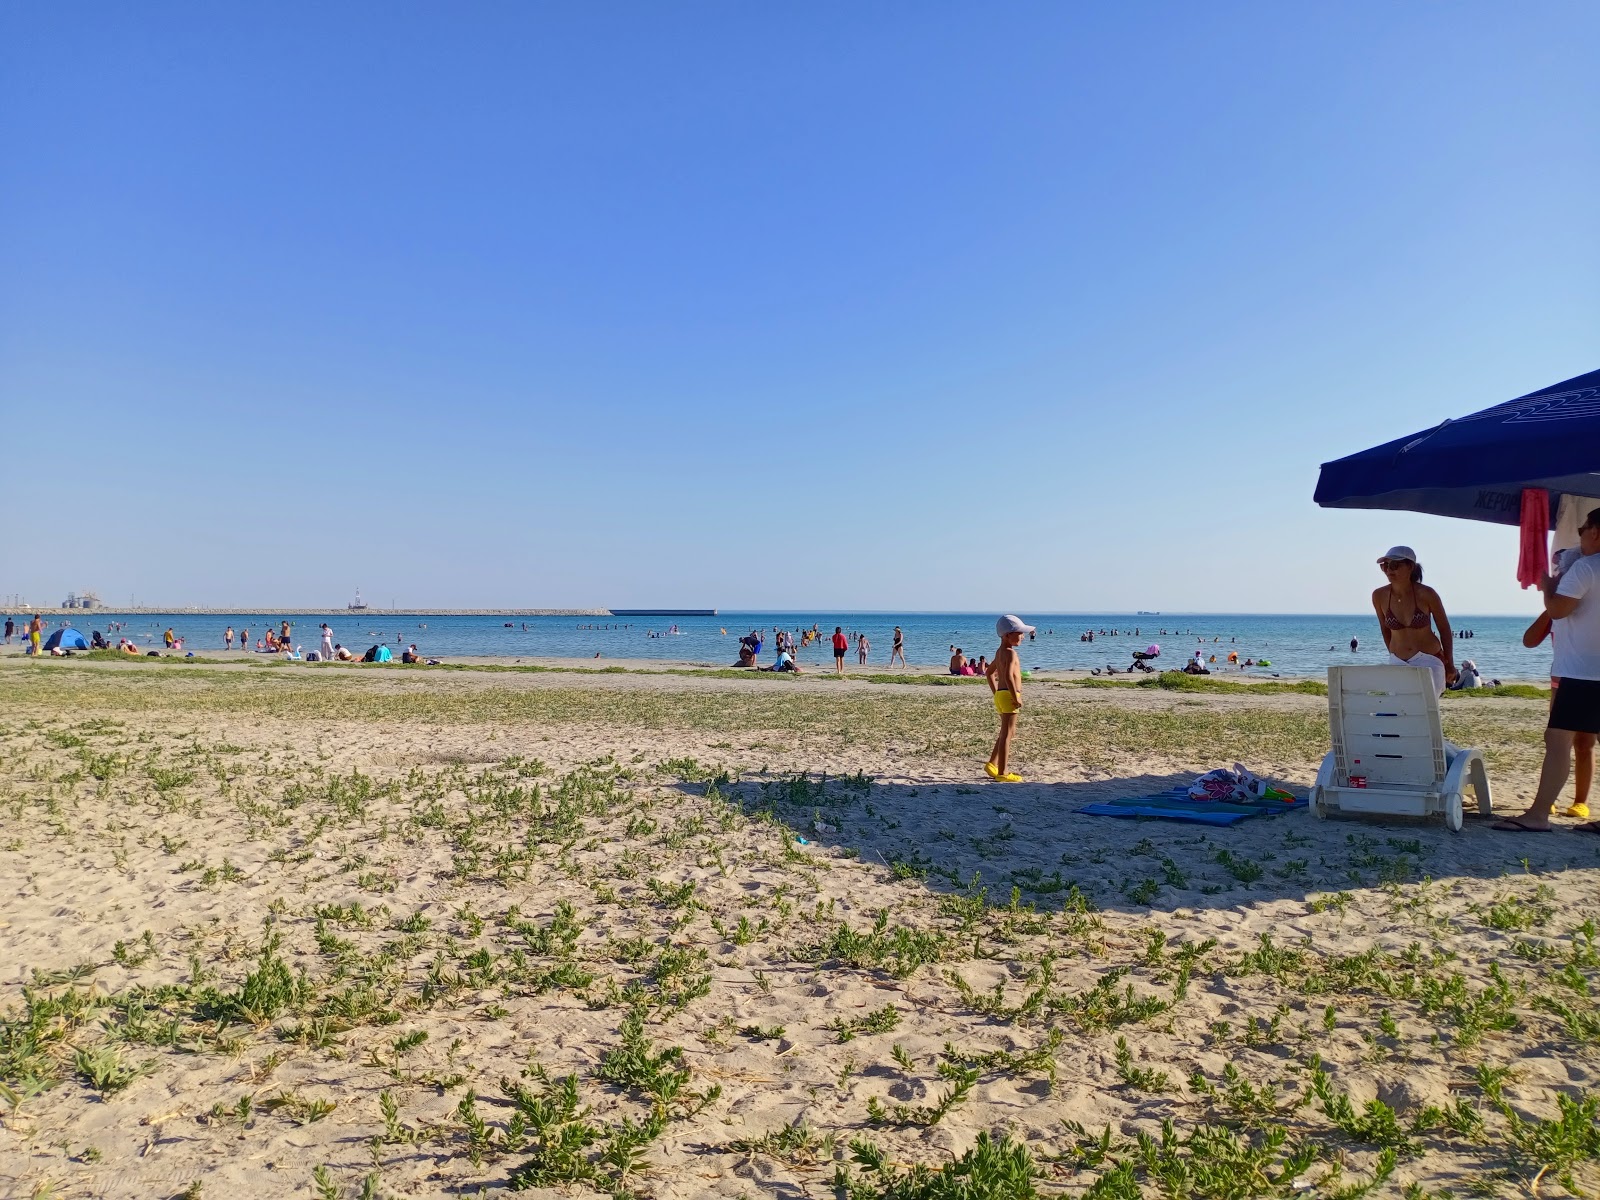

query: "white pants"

left=1389, top=650, right=1446, bottom=695
left=320, top=638, right=333, bottom=660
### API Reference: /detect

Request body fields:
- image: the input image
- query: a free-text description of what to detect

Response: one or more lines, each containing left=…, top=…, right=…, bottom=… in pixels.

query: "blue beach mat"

left=1076, top=786, right=1308, bottom=826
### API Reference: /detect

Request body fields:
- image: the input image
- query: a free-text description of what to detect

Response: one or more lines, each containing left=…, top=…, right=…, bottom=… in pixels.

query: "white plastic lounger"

left=1312, top=665, right=1492, bottom=832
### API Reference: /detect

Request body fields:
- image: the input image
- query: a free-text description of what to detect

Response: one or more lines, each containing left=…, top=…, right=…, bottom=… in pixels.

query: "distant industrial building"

left=61, top=590, right=102, bottom=609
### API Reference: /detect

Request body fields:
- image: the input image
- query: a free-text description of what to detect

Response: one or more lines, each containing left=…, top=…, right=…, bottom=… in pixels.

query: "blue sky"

left=3, top=3, right=1596, bottom=613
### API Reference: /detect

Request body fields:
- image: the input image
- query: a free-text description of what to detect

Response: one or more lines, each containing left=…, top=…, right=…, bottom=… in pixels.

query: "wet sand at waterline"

left=2, top=658, right=1597, bottom=1198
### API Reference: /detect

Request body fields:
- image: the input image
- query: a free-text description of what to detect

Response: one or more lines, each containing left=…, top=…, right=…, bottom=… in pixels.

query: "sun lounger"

left=1312, top=665, right=1491, bottom=831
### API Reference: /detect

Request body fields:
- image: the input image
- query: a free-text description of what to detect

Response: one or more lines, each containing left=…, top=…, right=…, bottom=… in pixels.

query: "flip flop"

left=1573, top=822, right=1600, bottom=836
left=1491, top=818, right=1551, bottom=833
left=984, top=762, right=1000, bottom=780
left=1000, top=773, right=1024, bottom=783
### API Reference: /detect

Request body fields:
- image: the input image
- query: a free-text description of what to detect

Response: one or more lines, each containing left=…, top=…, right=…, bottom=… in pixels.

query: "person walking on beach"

left=1497, top=513, right=1600, bottom=833
left=1371, top=546, right=1455, bottom=694
left=3, top=616, right=12, bottom=644
left=239, top=627, right=249, bottom=653
left=28, top=614, right=43, bottom=656
left=985, top=615, right=1033, bottom=782
left=890, top=626, right=906, bottom=668
left=225, top=626, right=235, bottom=650
left=832, top=626, right=848, bottom=675
left=320, top=623, right=334, bottom=661
left=858, top=632, right=870, bottom=665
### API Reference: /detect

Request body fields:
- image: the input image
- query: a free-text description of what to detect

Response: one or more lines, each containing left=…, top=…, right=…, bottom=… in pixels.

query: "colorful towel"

left=1076, top=786, right=1307, bottom=826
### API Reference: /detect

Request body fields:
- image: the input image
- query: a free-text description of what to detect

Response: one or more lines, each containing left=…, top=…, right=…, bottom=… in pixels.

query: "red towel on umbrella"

left=1518, top=488, right=1549, bottom=588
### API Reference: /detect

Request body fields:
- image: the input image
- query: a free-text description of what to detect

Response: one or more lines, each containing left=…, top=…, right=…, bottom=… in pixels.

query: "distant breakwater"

left=0, top=607, right=613, bottom=617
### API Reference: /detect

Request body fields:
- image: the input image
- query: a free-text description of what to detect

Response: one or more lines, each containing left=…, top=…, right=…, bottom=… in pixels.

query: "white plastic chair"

left=1312, top=665, right=1492, bottom=832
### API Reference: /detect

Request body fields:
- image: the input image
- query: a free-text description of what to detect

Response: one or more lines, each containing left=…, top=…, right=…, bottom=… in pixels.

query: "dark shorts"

left=1549, top=677, right=1600, bottom=734
left=834, top=650, right=846, bottom=660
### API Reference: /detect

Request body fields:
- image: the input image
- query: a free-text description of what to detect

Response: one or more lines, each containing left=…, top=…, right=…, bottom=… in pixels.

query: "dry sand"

left=1, top=659, right=1597, bottom=1198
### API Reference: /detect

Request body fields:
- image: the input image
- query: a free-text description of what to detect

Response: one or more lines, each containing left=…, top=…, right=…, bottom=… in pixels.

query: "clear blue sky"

left=3, top=3, right=1596, bottom=613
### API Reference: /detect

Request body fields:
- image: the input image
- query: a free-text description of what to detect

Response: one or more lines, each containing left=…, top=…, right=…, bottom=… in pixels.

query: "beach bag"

left=1188, top=763, right=1267, bottom=803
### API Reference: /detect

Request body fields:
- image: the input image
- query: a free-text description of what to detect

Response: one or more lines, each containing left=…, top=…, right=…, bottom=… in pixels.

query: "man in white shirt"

left=1496, top=508, right=1600, bottom=833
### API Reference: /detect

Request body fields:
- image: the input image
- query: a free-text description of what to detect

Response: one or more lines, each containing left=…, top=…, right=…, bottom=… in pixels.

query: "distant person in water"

left=1372, top=546, right=1455, bottom=693
left=1350, top=637, right=1358, bottom=652
left=858, top=633, right=870, bottom=665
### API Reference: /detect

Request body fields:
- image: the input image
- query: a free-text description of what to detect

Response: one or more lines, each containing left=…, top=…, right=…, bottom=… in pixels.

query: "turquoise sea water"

left=36, top=610, right=1551, bottom=681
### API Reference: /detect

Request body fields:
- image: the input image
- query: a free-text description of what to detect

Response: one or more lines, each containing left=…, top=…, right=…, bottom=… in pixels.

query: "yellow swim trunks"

left=993, top=689, right=1018, bottom=715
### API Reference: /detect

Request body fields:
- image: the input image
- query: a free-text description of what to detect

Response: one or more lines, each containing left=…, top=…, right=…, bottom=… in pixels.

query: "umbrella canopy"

left=1314, top=367, right=1600, bottom=526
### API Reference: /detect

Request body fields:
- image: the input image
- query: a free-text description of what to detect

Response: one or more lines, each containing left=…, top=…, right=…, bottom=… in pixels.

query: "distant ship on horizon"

left=348, top=588, right=368, bottom=611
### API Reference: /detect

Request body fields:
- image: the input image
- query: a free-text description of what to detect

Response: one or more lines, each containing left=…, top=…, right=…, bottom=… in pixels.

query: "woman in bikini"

left=1371, top=545, right=1455, bottom=694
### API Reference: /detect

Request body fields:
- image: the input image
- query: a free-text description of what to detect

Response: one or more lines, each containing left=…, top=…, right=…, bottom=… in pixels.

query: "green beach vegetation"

left=0, top=660, right=1594, bottom=1196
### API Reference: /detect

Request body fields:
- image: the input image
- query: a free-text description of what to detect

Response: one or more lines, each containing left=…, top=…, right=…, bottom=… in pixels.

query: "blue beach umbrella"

left=1314, top=367, right=1600, bottom=526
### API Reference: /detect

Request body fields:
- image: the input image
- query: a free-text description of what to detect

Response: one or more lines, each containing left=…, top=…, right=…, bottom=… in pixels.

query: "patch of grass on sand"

left=0, top=664, right=1335, bottom=766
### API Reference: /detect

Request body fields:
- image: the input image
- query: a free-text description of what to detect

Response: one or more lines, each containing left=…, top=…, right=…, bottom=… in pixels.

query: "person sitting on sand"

left=119, top=638, right=139, bottom=654
left=762, top=648, right=801, bottom=673
left=402, top=644, right=421, bottom=664
left=949, top=648, right=967, bottom=675
left=334, top=644, right=358, bottom=661
left=1372, top=545, right=1456, bottom=693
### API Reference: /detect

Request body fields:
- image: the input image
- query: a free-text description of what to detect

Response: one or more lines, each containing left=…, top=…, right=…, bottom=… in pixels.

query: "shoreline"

left=0, top=649, right=1547, bottom=688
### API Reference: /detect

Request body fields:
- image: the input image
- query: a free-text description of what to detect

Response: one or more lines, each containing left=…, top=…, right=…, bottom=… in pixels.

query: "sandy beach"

left=2, top=657, right=1597, bottom=1198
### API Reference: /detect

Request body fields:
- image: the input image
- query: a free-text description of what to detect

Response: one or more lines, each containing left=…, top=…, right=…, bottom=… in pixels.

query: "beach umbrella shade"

left=1314, top=367, right=1600, bottom=526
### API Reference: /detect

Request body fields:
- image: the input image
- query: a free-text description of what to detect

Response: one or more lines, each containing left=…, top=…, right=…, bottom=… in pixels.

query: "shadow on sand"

left=667, top=768, right=1600, bottom=918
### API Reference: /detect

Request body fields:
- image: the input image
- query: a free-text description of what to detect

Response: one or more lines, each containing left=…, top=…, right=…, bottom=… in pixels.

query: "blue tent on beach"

left=43, top=627, right=89, bottom=652
left=1314, top=367, right=1600, bottom=525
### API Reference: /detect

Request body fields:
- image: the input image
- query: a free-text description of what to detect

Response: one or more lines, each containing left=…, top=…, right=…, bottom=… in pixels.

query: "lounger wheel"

left=1444, top=791, right=1463, bottom=833
left=1311, top=789, right=1328, bottom=820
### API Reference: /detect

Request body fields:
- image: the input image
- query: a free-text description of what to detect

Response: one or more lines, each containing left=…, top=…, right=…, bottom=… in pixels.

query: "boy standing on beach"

left=985, top=614, right=1034, bottom=782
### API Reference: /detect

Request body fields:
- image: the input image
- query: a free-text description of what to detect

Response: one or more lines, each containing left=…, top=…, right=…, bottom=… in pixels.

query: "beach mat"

left=1076, top=786, right=1307, bottom=826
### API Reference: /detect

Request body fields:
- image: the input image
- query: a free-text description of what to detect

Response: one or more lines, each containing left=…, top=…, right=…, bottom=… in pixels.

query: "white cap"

left=1378, top=545, right=1417, bottom=563
left=996, top=614, right=1036, bottom=636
